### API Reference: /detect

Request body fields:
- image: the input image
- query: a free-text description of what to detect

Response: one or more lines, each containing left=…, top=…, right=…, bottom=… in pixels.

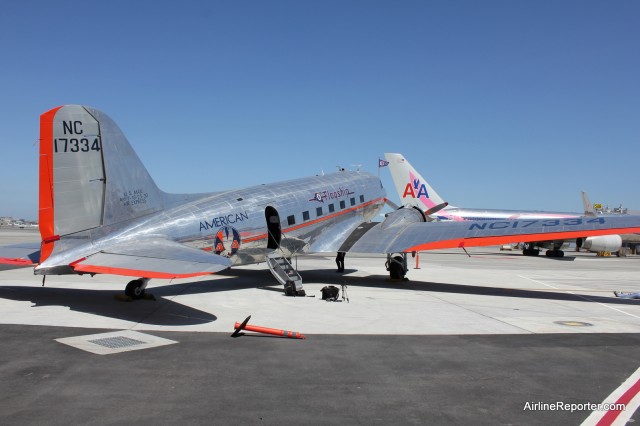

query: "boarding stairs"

left=266, top=253, right=305, bottom=296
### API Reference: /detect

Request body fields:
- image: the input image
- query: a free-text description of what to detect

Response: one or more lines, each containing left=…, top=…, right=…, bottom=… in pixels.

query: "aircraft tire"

left=125, top=279, right=146, bottom=299
left=545, top=250, right=564, bottom=258
left=523, top=248, right=540, bottom=256
left=389, top=256, right=405, bottom=279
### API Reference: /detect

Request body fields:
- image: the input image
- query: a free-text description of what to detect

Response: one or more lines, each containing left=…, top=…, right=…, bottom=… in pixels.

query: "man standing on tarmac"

left=335, top=251, right=345, bottom=273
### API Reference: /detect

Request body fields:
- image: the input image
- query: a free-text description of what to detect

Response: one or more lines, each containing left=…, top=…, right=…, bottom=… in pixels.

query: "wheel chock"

left=114, top=294, right=133, bottom=302
left=114, top=293, right=155, bottom=302
left=232, top=315, right=306, bottom=339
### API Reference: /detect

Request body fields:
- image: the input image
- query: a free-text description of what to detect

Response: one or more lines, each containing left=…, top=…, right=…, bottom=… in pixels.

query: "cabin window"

left=359, top=195, right=365, bottom=203
left=287, top=215, right=295, bottom=226
left=350, top=197, right=356, bottom=206
left=303, top=211, right=310, bottom=221
left=328, top=204, right=335, bottom=213
left=316, top=207, right=323, bottom=216
left=340, top=200, right=346, bottom=209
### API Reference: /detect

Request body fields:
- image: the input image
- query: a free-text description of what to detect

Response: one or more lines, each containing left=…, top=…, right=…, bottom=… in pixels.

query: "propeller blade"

left=425, top=202, right=449, bottom=217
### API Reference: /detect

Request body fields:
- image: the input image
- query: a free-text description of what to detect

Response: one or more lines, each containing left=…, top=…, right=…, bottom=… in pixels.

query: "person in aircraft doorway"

left=336, top=251, right=345, bottom=273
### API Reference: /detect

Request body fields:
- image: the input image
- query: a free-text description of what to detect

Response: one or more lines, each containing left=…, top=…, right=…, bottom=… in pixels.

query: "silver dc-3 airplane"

left=2, top=105, right=640, bottom=299
left=384, top=153, right=626, bottom=258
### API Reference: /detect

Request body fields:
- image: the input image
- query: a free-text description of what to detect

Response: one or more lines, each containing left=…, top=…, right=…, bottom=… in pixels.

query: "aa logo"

left=402, top=179, right=429, bottom=198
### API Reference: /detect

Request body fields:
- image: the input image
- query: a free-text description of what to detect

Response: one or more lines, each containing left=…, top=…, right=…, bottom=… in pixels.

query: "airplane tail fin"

left=383, top=153, right=448, bottom=210
left=581, top=191, right=597, bottom=217
left=39, top=105, right=164, bottom=262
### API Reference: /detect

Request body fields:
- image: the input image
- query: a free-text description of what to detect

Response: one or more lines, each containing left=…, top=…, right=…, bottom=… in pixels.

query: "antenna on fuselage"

left=351, top=164, right=362, bottom=172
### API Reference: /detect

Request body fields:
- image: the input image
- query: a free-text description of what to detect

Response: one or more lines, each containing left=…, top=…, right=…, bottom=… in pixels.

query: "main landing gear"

left=522, top=243, right=564, bottom=258
left=124, top=278, right=151, bottom=300
left=386, top=253, right=408, bottom=280
left=522, top=243, right=540, bottom=256
left=545, top=249, right=565, bottom=258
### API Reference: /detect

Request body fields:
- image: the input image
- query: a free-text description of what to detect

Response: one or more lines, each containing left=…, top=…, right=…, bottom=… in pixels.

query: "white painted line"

left=580, top=365, right=640, bottom=426
left=518, top=275, right=640, bottom=320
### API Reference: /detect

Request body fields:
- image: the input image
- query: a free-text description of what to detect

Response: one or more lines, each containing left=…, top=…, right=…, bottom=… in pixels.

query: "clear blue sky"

left=1, top=1, right=638, bottom=220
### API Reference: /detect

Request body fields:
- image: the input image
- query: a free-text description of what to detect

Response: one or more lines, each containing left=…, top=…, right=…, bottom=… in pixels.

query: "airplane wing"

left=342, top=207, right=640, bottom=254
left=69, top=238, right=233, bottom=279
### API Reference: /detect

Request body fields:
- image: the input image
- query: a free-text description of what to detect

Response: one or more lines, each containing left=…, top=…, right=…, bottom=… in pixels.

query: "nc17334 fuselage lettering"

left=469, top=217, right=605, bottom=230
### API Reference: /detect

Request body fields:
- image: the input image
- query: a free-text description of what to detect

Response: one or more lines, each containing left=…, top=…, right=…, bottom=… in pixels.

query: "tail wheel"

left=125, top=279, right=146, bottom=299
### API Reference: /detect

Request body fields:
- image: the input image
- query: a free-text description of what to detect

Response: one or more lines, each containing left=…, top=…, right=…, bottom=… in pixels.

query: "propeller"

left=384, top=200, right=449, bottom=222
left=424, top=202, right=449, bottom=221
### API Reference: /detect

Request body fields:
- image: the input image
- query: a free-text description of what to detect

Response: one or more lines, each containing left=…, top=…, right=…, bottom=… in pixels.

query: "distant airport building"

left=594, top=204, right=628, bottom=215
left=0, top=216, right=38, bottom=228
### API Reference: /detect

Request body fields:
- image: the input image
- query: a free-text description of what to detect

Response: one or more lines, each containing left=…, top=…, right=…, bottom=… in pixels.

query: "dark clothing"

left=336, top=252, right=345, bottom=272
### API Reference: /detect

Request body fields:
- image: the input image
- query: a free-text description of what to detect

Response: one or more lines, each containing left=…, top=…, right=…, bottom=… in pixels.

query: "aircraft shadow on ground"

left=0, top=286, right=217, bottom=326
left=2, top=264, right=636, bottom=326
left=0, top=269, right=280, bottom=326
left=438, top=251, right=578, bottom=261
left=156, top=268, right=280, bottom=296
left=447, top=249, right=633, bottom=262
left=295, top=268, right=640, bottom=306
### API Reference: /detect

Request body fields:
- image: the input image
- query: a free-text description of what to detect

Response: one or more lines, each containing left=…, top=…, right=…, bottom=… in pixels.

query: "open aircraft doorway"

left=265, top=206, right=282, bottom=249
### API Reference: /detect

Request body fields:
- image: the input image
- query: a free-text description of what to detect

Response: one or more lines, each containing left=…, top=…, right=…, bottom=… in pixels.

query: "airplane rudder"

left=38, top=106, right=64, bottom=261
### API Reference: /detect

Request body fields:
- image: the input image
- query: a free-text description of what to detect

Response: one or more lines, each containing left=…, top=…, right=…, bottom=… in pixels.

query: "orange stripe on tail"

left=38, top=106, right=62, bottom=263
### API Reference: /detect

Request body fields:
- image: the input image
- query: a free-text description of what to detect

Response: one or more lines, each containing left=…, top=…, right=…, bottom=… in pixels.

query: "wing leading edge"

left=347, top=212, right=640, bottom=254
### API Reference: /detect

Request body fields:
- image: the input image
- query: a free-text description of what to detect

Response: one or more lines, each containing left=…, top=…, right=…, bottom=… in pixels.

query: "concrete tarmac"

left=1, top=228, right=640, bottom=424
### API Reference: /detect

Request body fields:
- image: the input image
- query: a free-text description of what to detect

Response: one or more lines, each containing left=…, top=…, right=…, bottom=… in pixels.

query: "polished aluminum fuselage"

left=132, top=171, right=386, bottom=265
left=38, top=171, right=386, bottom=271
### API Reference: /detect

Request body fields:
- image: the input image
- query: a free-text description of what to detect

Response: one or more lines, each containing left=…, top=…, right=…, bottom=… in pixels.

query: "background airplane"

left=384, top=153, right=623, bottom=257
left=2, top=105, right=640, bottom=299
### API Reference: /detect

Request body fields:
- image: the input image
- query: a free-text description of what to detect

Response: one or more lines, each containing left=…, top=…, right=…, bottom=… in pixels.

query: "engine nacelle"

left=380, top=206, right=426, bottom=230
left=582, top=235, right=622, bottom=253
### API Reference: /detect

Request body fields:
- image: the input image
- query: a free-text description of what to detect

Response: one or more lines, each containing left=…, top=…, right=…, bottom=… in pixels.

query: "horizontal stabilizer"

left=0, top=243, right=41, bottom=266
left=71, top=238, right=232, bottom=279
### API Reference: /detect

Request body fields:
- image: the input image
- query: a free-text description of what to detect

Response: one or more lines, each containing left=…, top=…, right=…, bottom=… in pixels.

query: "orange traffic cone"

left=231, top=315, right=306, bottom=339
